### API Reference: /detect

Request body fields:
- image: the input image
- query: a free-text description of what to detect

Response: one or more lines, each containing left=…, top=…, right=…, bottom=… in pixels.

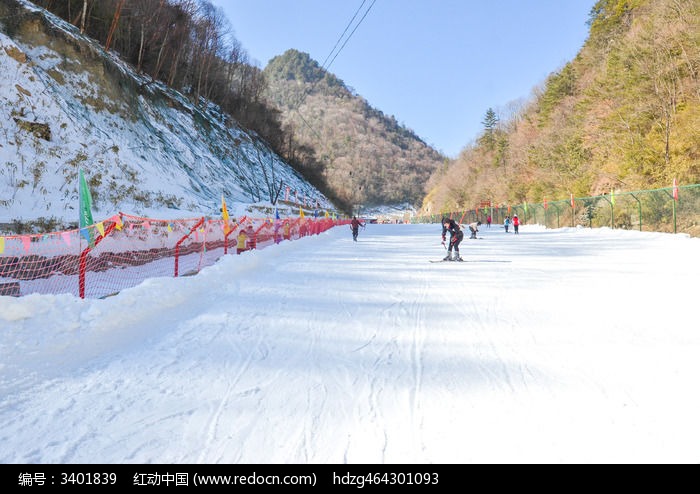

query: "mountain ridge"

left=263, top=49, right=446, bottom=209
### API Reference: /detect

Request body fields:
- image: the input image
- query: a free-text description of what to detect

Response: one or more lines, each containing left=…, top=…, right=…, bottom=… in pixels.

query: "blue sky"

left=211, top=0, right=594, bottom=158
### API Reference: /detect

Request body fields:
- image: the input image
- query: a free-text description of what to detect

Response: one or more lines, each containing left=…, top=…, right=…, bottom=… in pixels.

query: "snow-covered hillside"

left=0, top=0, right=335, bottom=230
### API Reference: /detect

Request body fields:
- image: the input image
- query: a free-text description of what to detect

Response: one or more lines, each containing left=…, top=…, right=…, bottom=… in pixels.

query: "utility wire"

left=323, top=0, right=377, bottom=73
left=291, top=0, right=377, bottom=140
left=319, top=0, right=370, bottom=71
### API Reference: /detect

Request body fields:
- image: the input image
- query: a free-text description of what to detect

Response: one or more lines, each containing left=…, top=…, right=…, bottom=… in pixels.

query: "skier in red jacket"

left=351, top=216, right=365, bottom=241
left=513, top=215, right=520, bottom=234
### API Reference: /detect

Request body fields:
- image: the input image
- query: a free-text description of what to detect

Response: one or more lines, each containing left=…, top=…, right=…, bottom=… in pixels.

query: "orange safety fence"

left=0, top=213, right=350, bottom=299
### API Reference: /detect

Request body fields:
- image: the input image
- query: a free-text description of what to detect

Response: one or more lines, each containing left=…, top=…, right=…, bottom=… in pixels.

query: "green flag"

left=79, top=169, right=95, bottom=246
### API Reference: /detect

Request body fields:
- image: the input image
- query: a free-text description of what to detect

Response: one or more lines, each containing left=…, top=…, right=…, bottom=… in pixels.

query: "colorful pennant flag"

left=570, top=193, right=575, bottom=208
left=673, top=178, right=679, bottom=201
left=611, top=188, right=615, bottom=206
left=221, top=194, right=231, bottom=234
left=79, top=168, right=95, bottom=247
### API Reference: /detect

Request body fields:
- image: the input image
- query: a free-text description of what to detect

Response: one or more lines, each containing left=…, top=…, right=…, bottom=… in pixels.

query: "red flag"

left=570, top=194, right=575, bottom=208
left=673, top=178, right=679, bottom=201
left=543, top=197, right=548, bottom=210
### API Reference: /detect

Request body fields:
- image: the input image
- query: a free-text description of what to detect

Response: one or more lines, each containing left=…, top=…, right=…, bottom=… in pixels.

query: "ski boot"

left=443, top=253, right=453, bottom=261
left=454, top=252, right=464, bottom=261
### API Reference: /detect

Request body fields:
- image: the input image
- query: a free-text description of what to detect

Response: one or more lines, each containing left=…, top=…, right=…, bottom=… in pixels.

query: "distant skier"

left=513, top=215, right=520, bottom=234
left=504, top=216, right=511, bottom=233
left=351, top=216, right=365, bottom=241
left=468, top=221, right=481, bottom=239
left=237, top=225, right=256, bottom=254
left=441, top=217, right=464, bottom=261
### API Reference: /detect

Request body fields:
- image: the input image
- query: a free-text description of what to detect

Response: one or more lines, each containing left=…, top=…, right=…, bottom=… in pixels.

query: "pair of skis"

left=430, top=259, right=511, bottom=263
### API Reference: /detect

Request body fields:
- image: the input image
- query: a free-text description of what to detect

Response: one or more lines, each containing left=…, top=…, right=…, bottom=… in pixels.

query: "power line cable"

left=291, top=0, right=377, bottom=140
left=323, top=0, right=376, bottom=72
left=319, top=0, right=370, bottom=71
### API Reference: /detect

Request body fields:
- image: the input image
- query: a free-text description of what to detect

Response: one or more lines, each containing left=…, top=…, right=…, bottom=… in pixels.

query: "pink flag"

left=21, top=235, right=31, bottom=253
left=673, top=178, right=679, bottom=201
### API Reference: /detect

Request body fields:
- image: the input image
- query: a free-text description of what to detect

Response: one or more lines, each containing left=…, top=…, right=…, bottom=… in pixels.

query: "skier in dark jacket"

left=441, top=217, right=464, bottom=261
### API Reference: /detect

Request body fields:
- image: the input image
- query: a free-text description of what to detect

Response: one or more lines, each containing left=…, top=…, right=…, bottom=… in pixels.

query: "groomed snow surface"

left=1, top=223, right=698, bottom=464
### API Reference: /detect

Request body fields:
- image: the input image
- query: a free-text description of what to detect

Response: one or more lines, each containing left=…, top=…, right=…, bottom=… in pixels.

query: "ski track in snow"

left=1, top=224, right=699, bottom=463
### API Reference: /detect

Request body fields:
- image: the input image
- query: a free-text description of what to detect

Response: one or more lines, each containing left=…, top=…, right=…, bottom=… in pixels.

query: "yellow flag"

left=0, top=237, right=4, bottom=254
left=222, top=194, right=231, bottom=234
left=299, top=207, right=305, bottom=218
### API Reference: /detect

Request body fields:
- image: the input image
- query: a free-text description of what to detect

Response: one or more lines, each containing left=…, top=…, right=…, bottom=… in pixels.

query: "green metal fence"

left=414, top=184, right=700, bottom=237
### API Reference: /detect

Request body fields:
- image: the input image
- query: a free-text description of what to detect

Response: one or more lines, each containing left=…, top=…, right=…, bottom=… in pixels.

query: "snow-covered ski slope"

left=1, top=223, right=699, bottom=463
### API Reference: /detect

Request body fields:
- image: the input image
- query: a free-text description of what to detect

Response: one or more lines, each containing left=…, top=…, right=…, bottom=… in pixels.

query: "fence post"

left=600, top=195, right=613, bottom=229
left=535, top=204, right=545, bottom=227
left=661, top=190, right=677, bottom=234
left=672, top=191, right=678, bottom=234
left=571, top=198, right=576, bottom=227
left=78, top=221, right=118, bottom=299
left=174, top=217, right=205, bottom=277
left=629, top=193, right=642, bottom=231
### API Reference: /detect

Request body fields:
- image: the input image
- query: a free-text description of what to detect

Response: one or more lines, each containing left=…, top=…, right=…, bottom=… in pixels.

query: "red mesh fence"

left=0, top=213, right=349, bottom=299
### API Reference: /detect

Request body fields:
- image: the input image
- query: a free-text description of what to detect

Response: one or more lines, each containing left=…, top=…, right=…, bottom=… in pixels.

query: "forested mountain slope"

left=264, top=49, right=446, bottom=209
left=422, top=0, right=699, bottom=216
